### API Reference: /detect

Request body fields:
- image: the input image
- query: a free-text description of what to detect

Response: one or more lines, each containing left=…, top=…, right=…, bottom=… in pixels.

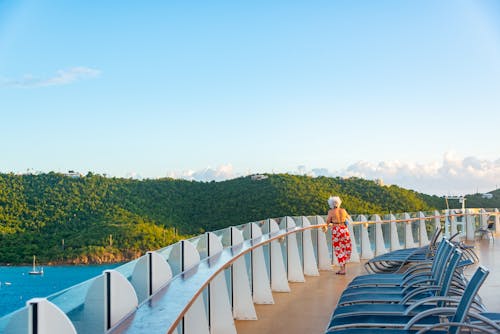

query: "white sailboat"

left=29, top=255, right=43, bottom=275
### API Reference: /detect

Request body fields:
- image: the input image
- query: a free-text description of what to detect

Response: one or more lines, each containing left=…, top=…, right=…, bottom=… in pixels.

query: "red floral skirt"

left=332, top=224, right=352, bottom=265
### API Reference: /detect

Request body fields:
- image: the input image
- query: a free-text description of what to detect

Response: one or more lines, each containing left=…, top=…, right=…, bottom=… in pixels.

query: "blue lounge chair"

left=349, top=239, right=450, bottom=287
left=337, top=243, right=458, bottom=306
left=325, top=266, right=490, bottom=333
left=363, top=228, right=442, bottom=274
left=348, top=240, right=472, bottom=291
left=364, top=228, right=478, bottom=274
left=331, top=247, right=467, bottom=319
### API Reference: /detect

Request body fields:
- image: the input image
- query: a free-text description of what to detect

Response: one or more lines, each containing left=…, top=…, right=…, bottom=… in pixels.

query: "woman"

left=326, top=196, right=352, bottom=275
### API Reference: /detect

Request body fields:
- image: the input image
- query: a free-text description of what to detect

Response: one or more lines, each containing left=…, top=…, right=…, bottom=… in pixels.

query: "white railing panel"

left=180, top=241, right=210, bottom=334
left=359, top=215, right=374, bottom=259
left=184, top=296, right=210, bottom=334
left=250, top=223, right=274, bottom=304
left=346, top=218, right=360, bottom=263
left=230, top=227, right=257, bottom=320
left=131, top=251, right=172, bottom=303
left=389, top=214, right=402, bottom=251
left=316, top=216, right=332, bottom=270
left=106, top=270, right=139, bottom=330
left=480, top=209, right=488, bottom=229
left=434, top=210, right=443, bottom=242
left=284, top=217, right=305, bottom=283
left=404, top=213, right=418, bottom=248
left=28, top=299, right=77, bottom=334
left=373, top=215, right=387, bottom=256
left=418, top=212, right=430, bottom=246
left=269, top=219, right=290, bottom=292
left=466, top=209, right=476, bottom=241
left=301, top=217, right=319, bottom=276
left=495, top=208, right=500, bottom=235
left=205, top=233, right=237, bottom=334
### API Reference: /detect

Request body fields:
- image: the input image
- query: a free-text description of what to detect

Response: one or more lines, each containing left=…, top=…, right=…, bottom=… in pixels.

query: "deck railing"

left=0, top=208, right=498, bottom=334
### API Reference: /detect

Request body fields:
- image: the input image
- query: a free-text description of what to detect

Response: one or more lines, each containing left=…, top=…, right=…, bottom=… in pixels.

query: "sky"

left=1, top=0, right=500, bottom=196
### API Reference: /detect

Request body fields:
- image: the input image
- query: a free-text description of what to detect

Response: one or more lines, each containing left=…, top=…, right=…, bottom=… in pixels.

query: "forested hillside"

left=0, top=172, right=497, bottom=264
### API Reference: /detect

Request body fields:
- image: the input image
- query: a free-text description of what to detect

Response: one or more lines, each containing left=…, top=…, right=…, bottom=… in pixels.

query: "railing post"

left=316, top=216, right=332, bottom=270
left=434, top=210, right=443, bottom=242
left=249, top=223, right=274, bottom=304
left=27, top=299, right=76, bottom=334
left=131, top=251, right=172, bottom=303
left=495, top=208, right=500, bottom=236
left=480, top=209, right=488, bottom=229
left=450, top=210, right=458, bottom=237
left=465, top=209, right=475, bottom=241
left=269, top=219, right=290, bottom=292
left=346, top=217, right=360, bottom=263
left=359, top=215, right=374, bottom=259
left=389, top=214, right=401, bottom=251
left=301, top=217, right=320, bottom=276
left=180, top=240, right=210, bottom=334
left=418, top=212, right=430, bottom=246
left=205, top=232, right=237, bottom=334
left=230, top=227, right=258, bottom=320
left=404, top=213, right=418, bottom=248
left=284, top=217, right=305, bottom=282
left=373, top=214, right=387, bottom=256
left=80, top=270, right=138, bottom=333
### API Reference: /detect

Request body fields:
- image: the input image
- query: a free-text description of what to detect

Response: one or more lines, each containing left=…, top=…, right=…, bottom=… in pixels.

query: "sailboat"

left=29, top=255, right=43, bottom=275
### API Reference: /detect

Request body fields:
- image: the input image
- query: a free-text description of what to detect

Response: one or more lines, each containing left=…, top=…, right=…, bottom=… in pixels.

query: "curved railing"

left=0, top=208, right=498, bottom=334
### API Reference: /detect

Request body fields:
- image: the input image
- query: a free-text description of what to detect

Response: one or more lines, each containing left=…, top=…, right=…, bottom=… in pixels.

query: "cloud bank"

left=2, top=67, right=101, bottom=87
left=317, top=153, right=500, bottom=195
left=166, top=164, right=239, bottom=182
left=165, top=154, right=500, bottom=196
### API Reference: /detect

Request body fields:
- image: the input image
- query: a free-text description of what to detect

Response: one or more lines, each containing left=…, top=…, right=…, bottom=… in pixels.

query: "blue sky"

left=1, top=0, right=500, bottom=195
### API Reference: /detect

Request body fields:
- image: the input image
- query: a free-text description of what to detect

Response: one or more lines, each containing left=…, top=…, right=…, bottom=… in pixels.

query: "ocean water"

left=0, top=264, right=119, bottom=317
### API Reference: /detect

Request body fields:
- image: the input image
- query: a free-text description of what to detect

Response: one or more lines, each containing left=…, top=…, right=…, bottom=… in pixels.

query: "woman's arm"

left=326, top=210, right=333, bottom=224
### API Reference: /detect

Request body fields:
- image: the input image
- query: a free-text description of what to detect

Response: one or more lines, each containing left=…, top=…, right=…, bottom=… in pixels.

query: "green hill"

left=0, top=172, right=496, bottom=264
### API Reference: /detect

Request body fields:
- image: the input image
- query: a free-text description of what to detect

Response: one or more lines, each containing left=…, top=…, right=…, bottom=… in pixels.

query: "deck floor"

left=235, top=236, right=500, bottom=334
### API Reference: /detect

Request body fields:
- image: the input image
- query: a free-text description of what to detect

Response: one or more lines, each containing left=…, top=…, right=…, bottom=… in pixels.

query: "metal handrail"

left=347, top=211, right=500, bottom=226
left=109, top=224, right=318, bottom=334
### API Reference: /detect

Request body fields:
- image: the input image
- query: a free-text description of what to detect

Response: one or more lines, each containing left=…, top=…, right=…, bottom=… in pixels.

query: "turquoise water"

left=0, top=264, right=119, bottom=317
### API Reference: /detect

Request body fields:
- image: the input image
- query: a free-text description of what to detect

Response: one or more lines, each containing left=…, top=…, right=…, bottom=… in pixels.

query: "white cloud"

left=166, top=164, right=241, bottom=182
left=1, top=67, right=101, bottom=87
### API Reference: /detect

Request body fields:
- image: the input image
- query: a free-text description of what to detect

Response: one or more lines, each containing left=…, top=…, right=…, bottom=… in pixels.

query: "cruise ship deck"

left=1, top=211, right=498, bottom=334
left=235, top=236, right=500, bottom=334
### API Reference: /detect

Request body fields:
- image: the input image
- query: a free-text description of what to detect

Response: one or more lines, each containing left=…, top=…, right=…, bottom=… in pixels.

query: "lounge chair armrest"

left=400, top=285, right=439, bottom=304
left=346, top=281, right=400, bottom=289
left=401, top=277, right=434, bottom=291
left=465, top=311, right=500, bottom=331
left=404, top=296, right=460, bottom=315
left=404, top=307, right=457, bottom=329
left=401, top=273, right=432, bottom=286
left=403, top=263, right=432, bottom=278
left=416, top=322, right=498, bottom=334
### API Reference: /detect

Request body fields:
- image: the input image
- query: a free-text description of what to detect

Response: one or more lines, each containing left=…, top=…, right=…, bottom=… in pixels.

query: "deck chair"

left=363, top=227, right=442, bottom=274
left=476, top=221, right=495, bottom=242
left=419, top=311, right=500, bottom=333
left=346, top=240, right=453, bottom=290
left=336, top=245, right=465, bottom=307
left=325, top=266, right=490, bottom=334
left=462, top=311, right=500, bottom=332
left=331, top=247, right=467, bottom=319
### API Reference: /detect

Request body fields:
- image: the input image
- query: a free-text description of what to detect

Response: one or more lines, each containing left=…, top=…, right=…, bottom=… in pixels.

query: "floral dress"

left=332, top=224, right=352, bottom=265
left=329, top=208, right=352, bottom=265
